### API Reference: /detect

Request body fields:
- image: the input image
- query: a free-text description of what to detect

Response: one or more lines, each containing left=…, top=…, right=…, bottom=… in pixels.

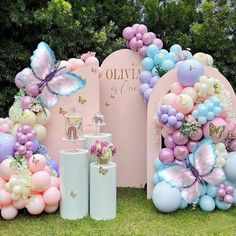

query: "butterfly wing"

left=18, top=68, right=42, bottom=86
left=30, top=42, right=55, bottom=80
left=202, top=168, right=225, bottom=185
left=181, top=181, right=201, bottom=204
left=193, top=137, right=216, bottom=176
left=158, top=164, right=196, bottom=188
left=39, top=86, right=58, bottom=108
left=47, top=72, right=86, bottom=96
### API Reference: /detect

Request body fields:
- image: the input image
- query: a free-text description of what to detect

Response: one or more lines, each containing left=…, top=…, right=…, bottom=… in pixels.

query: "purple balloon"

left=224, top=194, right=233, bottom=204
left=152, top=38, right=163, bottom=49
left=26, top=133, right=34, bottom=141
left=18, top=134, right=28, bottom=144
left=172, top=131, right=189, bottom=145
left=142, top=32, right=153, bottom=46
left=139, top=71, right=152, bottom=84
left=25, top=150, right=33, bottom=158
left=159, top=148, right=175, bottom=164
left=138, top=45, right=147, bottom=58
left=225, top=185, right=234, bottom=195
left=26, top=85, right=40, bottom=97
left=218, top=188, right=226, bottom=197
left=122, top=27, right=135, bottom=40
left=175, top=121, right=183, bottom=129
left=144, top=88, right=152, bottom=100
left=164, top=135, right=176, bottom=149
left=22, top=125, right=32, bottom=134
left=150, top=76, right=160, bottom=88
left=31, top=130, right=37, bottom=138
left=160, top=105, right=170, bottom=114
left=18, top=145, right=27, bottom=155
left=160, top=114, right=169, bottom=123
left=129, top=37, right=138, bottom=51
left=48, top=159, right=59, bottom=171
left=32, top=140, right=40, bottom=153
left=25, top=141, right=33, bottom=150
left=139, top=83, right=150, bottom=95
left=136, top=24, right=148, bottom=35
left=177, top=59, right=204, bottom=87
left=176, top=112, right=184, bottom=121
left=0, top=133, right=16, bottom=162
left=168, top=108, right=177, bottom=116
left=167, top=116, right=177, bottom=126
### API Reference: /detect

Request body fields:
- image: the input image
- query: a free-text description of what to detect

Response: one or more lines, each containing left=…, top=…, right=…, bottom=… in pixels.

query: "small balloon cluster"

left=152, top=58, right=236, bottom=213
left=0, top=118, right=13, bottom=133
left=193, top=52, right=214, bottom=67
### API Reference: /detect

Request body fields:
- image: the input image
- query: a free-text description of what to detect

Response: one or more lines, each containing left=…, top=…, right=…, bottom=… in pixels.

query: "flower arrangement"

left=90, top=140, right=116, bottom=164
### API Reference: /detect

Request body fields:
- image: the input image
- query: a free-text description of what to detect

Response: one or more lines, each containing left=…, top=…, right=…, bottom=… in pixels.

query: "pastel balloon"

left=162, top=93, right=177, bottom=106
left=159, top=148, right=175, bottom=164
left=15, top=72, right=24, bottom=89
left=173, top=94, right=194, bottom=114
left=43, top=186, right=60, bottom=205
left=0, top=158, right=17, bottom=180
left=182, top=87, right=197, bottom=102
left=146, top=44, right=159, bottom=58
left=152, top=38, right=163, bottom=49
left=193, top=52, right=208, bottom=65
left=21, top=96, right=33, bottom=109
left=190, top=128, right=203, bottom=141
left=215, top=198, right=231, bottom=210
left=36, top=108, right=51, bottom=125
left=19, top=109, right=37, bottom=126
left=172, top=130, right=189, bottom=145
left=1, top=204, right=18, bottom=220
left=13, top=198, right=27, bottom=209
left=50, top=176, right=60, bottom=189
left=150, top=76, right=160, bottom=88
left=142, top=57, right=154, bottom=71
left=122, top=27, right=135, bottom=40
left=174, top=146, right=189, bottom=160
left=129, top=37, right=138, bottom=51
left=199, top=195, right=215, bottom=212
left=11, top=124, right=21, bottom=136
left=177, top=59, right=204, bottom=87
left=164, top=135, right=176, bottom=149
left=170, top=82, right=184, bottom=95
left=0, top=177, right=6, bottom=189
left=0, top=188, right=12, bottom=206
left=224, top=152, right=236, bottom=182
left=68, top=58, right=84, bottom=70
left=203, top=118, right=228, bottom=143
left=44, top=202, right=59, bottom=213
left=142, top=32, right=153, bottom=46
left=187, top=141, right=198, bottom=153
left=25, top=85, right=40, bottom=97
left=29, top=154, right=47, bottom=172
left=144, top=88, right=152, bottom=101
left=138, top=45, right=147, bottom=58
left=139, top=71, right=152, bottom=84
left=136, top=24, right=148, bottom=34
left=33, top=124, right=46, bottom=141
left=0, top=133, right=16, bottom=163
left=26, top=194, right=45, bottom=215
left=140, top=83, right=150, bottom=95
left=85, top=56, right=99, bottom=67
left=32, top=171, right=51, bottom=192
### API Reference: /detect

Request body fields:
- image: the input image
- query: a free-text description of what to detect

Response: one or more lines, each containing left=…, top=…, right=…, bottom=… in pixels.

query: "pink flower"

left=81, top=51, right=96, bottom=61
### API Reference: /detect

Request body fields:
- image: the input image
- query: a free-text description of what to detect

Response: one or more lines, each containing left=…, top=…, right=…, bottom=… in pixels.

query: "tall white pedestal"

left=60, top=149, right=89, bottom=220
left=90, top=162, right=116, bottom=220
left=83, top=133, right=112, bottom=162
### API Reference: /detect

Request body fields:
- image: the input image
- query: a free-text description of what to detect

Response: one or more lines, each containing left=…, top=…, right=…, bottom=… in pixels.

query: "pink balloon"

left=15, top=72, right=24, bottom=89
left=22, top=125, right=32, bottom=134
left=138, top=45, right=148, bottom=58
left=172, top=130, right=189, bottom=145
left=44, top=165, right=51, bottom=174
left=0, top=159, right=17, bottom=180
left=136, top=33, right=142, bottom=40
left=174, top=146, right=189, bottom=160
left=50, top=176, right=60, bottom=189
left=26, top=85, right=40, bottom=97
left=25, top=150, right=33, bottom=158
left=161, top=128, right=169, bottom=138
left=228, top=140, right=236, bottom=152
left=129, top=37, right=138, bottom=51
left=26, top=194, right=45, bottom=215
left=190, top=128, right=203, bottom=141
left=142, top=32, right=153, bottom=46
left=17, top=145, right=27, bottom=154
left=162, top=93, right=178, bottom=106
left=0, top=177, right=6, bottom=189
left=43, top=186, right=60, bottom=205
left=159, top=148, right=175, bottom=164
left=32, top=171, right=50, bottom=192
left=0, top=188, right=12, bottom=206
left=122, top=27, right=135, bottom=40
left=13, top=198, right=27, bottom=209
left=164, top=135, right=176, bottom=149
left=85, top=57, right=99, bottom=67
left=182, top=87, right=197, bottom=102
left=170, top=82, right=184, bottom=95
left=203, top=117, right=228, bottom=143
left=28, top=154, right=47, bottom=172
left=25, top=141, right=33, bottom=149
left=152, top=38, right=163, bottom=49
left=26, top=133, right=34, bottom=141
left=149, top=32, right=156, bottom=40
left=187, top=140, right=198, bottom=152
left=44, top=202, right=59, bottom=213
left=137, top=40, right=143, bottom=48
left=224, top=194, right=233, bottom=204
left=21, top=96, right=33, bottom=109
left=1, top=204, right=18, bottom=220
left=136, top=24, right=148, bottom=35
left=68, top=58, right=84, bottom=70
left=173, top=94, right=194, bottom=115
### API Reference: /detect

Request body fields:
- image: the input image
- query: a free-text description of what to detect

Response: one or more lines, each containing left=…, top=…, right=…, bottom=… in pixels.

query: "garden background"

left=0, top=0, right=235, bottom=118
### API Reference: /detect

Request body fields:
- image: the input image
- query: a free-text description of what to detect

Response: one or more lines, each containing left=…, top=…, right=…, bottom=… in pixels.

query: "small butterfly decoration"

left=110, top=94, right=115, bottom=99
left=91, top=67, right=97, bottom=74
left=158, top=138, right=225, bottom=204
left=59, top=107, right=67, bottom=116
left=99, top=166, right=108, bottom=175
left=18, top=42, right=86, bottom=108
left=209, top=122, right=226, bottom=138
left=105, top=102, right=110, bottom=107
left=78, top=96, right=86, bottom=105
left=32, top=156, right=39, bottom=165
left=70, top=190, right=77, bottom=198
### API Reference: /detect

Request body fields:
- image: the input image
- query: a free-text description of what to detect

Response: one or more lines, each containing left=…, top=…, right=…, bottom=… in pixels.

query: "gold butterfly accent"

left=78, top=96, right=86, bottom=105
left=99, top=167, right=108, bottom=175
left=110, top=94, right=115, bottom=99
left=209, top=122, right=226, bottom=138
left=91, top=68, right=97, bottom=74
left=59, top=107, right=67, bottom=116
left=105, top=102, right=110, bottom=107
left=70, top=190, right=77, bottom=198
left=32, top=156, right=39, bottom=165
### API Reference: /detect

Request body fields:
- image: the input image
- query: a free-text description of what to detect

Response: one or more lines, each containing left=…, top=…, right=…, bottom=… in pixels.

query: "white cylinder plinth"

left=60, top=149, right=89, bottom=220
left=84, top=133, right=112, bottom=162
left=90, top=162, right=116, bottom=220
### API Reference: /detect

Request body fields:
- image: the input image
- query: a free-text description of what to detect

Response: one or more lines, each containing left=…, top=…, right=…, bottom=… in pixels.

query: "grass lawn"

left=0, top=188, right=236, bottom=236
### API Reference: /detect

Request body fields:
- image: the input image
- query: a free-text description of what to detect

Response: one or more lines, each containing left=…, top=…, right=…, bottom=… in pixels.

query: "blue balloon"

left=152, top=181, right=181, bottom=213
left=165, top=52, right=176, bottom=61
left=151, top=67, right=159, bottom=76
left=224, top=152, right=236, bottom=182
left=179, top=199, right=188, bottom=209
left=205, top=101, right=214, bottom=111
left=154, top=158, right=165, bottom=171
left=154, top=53, right=165, bottom=66
left=146, top=44, right=159, bottom=59
left=198, top=116, right=207, bottom=125
left=215, top=199, right=231, bottom=210
left=192, top=110, right=199, bottom=118
left=200, top=184, right=207, bottom=196
left=210, top=96, right=220, bottom=105
left=160, top=49, right=168, bottom=55
left=206, top=112, right=214, bottom=121
left=142, top=57, right=154, bottom=71
left=161, top=60, right=175, bottom=72
left=198, top=105, right=207, bottom=116
left=206, top=184, right=217, bottom=198
left=199, top=195, right=215, bottom=212
left=152, top=173, right=160, bottom=186
left=170, top=44, right=182, bottom=53
left=213, top=107, right=222, bottom=116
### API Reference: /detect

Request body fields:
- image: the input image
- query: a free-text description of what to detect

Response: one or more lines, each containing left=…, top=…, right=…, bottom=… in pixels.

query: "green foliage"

left=0, top=0, right=235, bottom=117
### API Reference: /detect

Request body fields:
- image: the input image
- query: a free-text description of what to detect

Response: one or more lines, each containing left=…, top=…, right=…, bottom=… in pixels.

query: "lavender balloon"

left=0, top=133, right=16, bottom=162
left=139, top=71, right=152, bottom=84
left=139, top=83, right=150, bottom=95
left=159, top=148, right=175, bottom=164
left=164, top=135, right=176, bottom=149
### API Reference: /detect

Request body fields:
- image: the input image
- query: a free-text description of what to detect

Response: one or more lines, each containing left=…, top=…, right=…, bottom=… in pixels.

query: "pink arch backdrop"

left=147, top=67, right=236, bottom=198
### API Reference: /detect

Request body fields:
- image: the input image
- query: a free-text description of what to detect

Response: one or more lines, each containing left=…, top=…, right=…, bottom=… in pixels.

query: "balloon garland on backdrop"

left=122, top=24, right=214, bottom=103
left=152, top=58, right=236, bottom=213
left=0, top=42, right=94, bottom=220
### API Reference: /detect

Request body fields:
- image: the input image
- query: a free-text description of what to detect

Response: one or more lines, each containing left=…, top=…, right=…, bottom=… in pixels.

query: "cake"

left=65, top=115, right=83, bottom=140
left=93, top=114, right=105, bottom=125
